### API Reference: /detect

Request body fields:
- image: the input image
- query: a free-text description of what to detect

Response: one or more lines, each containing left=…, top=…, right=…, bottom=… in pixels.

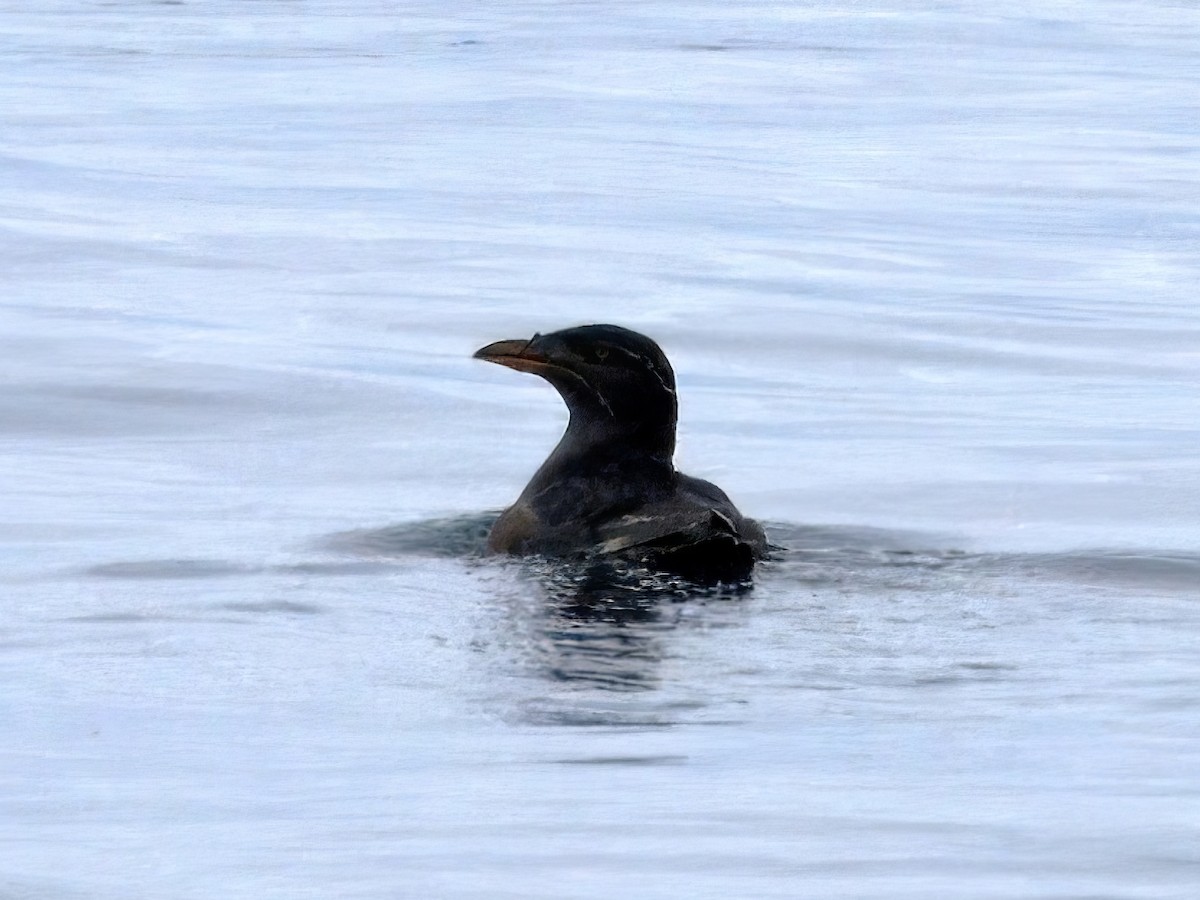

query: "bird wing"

left=591, top=502, right=739, bottom=556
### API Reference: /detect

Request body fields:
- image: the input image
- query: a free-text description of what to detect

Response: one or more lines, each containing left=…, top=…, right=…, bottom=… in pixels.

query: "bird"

left=473, top=324, right=768, bottom=582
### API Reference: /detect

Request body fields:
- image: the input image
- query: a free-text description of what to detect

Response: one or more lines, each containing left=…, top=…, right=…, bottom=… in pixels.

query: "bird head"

left=474, top=324, right=678, bottom=458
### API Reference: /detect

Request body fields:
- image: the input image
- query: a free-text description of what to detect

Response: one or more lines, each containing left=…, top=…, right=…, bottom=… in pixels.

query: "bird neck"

left=526, top=413, right=676, bottom=494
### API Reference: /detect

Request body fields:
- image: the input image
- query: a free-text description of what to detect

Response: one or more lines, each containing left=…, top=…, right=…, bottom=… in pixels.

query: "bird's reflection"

left=520, top=556, right=751, bottom=693
left=324, top=513, right=754, bottom=695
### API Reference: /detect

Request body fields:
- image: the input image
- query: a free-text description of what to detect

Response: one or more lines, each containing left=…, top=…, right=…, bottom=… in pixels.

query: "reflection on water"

left=331, top=513, right=752, bottom=695
left=534, top=600, right=667, bottom=693
left=521, top=556, right=753, bottom=696
left=325, top=513, right=1200, bottom=717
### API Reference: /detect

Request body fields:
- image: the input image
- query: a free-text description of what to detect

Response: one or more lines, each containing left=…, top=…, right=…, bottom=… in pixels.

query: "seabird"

left=474, top=324, right=767, bottom=582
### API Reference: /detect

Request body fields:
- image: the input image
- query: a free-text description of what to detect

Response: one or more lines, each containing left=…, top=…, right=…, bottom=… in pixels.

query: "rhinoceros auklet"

left=474, top=324, right=767, bottom=582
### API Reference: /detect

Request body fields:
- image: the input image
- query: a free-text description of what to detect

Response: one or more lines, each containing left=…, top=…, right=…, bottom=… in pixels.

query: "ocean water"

left=2, top=1, right=1199, bottom=897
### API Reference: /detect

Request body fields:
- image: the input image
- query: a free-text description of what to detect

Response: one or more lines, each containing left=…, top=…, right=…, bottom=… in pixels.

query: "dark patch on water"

left=326, top=512, right=497, bottom=559
left=274, top=561, right=403, bottom=576
left=498, top=559, right=755, bottom=699
left=765, top=523, right=1200, bottom=595
left=80, top=559, right=403, bottom=581
left=975, top=550, right=1200, bottom=592
left=516, top=703, right=680, bottom=729
left=551, top=754, right=689, bottom=766
left=958, top=661, right=1019, bottom=671
left=86, top=559, right=257, bottom=579
left=219, top=600, right=324, bottom=615
left=677, top=40, right=858, bottom=54
left=61, top=611, right=239, bottom=624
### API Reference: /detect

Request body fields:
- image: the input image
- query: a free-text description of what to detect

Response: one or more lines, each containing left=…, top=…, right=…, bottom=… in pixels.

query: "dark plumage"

left=474, top=324, right=767, bottom=582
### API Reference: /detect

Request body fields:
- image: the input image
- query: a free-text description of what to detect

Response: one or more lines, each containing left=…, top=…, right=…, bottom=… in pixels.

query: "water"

left=3, top=1, right=1199, bottom=897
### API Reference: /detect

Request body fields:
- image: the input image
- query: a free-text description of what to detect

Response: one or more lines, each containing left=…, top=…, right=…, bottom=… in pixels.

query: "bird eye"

left=594, top=347, right=609, bottom=361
